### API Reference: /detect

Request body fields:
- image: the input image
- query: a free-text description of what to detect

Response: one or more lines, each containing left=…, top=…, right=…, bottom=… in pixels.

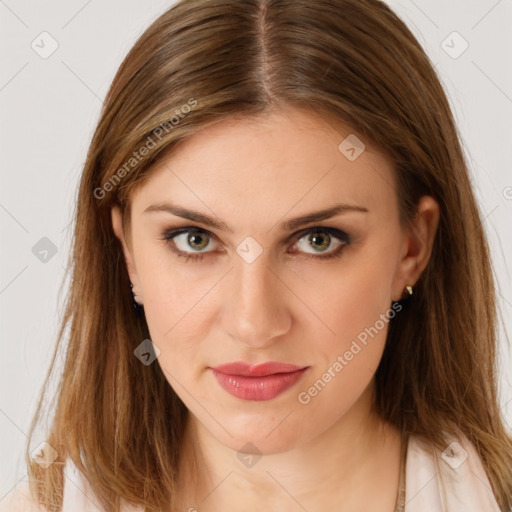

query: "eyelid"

left=160, top=224, right=350, bottom=254
left=290, top=225, right=349, bottom=243
left=174, top=227, right=221, bottom=252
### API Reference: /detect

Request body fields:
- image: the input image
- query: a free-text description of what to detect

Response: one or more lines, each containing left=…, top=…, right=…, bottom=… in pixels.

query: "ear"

left=391, top=195, right=440, bottom=302
left=111, top=205, right=143, bottom=305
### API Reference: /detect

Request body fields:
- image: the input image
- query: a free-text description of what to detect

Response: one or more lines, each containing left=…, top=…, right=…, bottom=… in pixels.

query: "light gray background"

left=1, top=0, right=511, bottom=499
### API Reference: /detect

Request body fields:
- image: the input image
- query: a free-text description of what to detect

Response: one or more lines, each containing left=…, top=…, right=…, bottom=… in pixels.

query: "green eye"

left=160, top=226, right=350, bottom=263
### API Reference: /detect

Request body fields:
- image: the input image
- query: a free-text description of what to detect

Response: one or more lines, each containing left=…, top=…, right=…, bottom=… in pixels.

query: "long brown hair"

left=24, top=0, right=512, bottom=510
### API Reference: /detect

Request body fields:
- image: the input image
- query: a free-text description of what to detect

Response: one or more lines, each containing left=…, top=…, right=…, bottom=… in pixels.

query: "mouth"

left=209, top=361, right=310, bottom=401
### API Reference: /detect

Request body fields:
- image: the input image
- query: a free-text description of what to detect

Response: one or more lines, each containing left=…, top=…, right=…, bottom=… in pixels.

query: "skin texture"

left=112, top=105, right=440, bottom=511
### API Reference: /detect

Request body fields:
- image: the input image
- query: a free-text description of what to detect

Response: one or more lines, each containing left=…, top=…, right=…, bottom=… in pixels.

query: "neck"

left=176, top=382, right=402, bottom=512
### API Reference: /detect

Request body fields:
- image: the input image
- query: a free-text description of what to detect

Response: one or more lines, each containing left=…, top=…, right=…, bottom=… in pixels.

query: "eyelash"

left=159, top=226, right=351, bottom=263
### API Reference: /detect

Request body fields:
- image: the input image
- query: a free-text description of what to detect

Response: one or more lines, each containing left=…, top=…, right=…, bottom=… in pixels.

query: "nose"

left=220, top=252, right=292, bottom=349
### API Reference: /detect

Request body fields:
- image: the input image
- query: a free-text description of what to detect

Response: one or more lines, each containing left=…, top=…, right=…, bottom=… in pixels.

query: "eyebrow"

left=143, top=201, right=369, bottom=232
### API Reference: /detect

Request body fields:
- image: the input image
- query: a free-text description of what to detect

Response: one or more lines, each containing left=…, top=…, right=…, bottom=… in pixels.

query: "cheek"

left=295, top=245, right=396, bottom=398
left=133, top=248, right=201, bottom=375
left=300, top=251, right=394, bottom=350
left=143, top=283, right=209, bottom=378
left=137, top=239, right=210, bottom=332
left=138, top=226, right=397, bottom=387
left=295, top=278, right=392, bottom=429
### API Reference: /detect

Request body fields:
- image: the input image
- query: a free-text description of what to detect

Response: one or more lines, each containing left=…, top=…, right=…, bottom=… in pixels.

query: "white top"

left=0, top=430, right=502, bottom=511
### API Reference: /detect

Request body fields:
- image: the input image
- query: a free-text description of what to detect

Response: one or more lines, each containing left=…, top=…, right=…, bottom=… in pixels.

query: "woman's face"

left=112, top=105, right=438, bottom=454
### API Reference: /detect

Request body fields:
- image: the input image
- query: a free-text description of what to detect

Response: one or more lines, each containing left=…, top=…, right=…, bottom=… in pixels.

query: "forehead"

left=131, top=106, right=398, bottom=225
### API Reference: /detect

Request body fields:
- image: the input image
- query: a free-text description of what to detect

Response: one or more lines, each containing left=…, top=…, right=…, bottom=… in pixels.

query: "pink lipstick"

left=210, top=361, right=309, bottom=401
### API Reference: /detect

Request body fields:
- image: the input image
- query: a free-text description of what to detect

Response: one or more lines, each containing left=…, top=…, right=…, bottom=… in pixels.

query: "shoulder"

left=405, top=428, right=502, bottom=511
left=0, top=479, right=47, bottom=512
left=62, top=458, right=144, bottom=512
left=1, top=460, right=143, bottom=512
left=0, top=460, right=105, bottom=512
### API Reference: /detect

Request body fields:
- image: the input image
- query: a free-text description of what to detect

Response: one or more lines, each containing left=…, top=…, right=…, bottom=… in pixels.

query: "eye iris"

left=188, top=232, right=208, bottom=250
left=309, top=232, right=330, bottom=252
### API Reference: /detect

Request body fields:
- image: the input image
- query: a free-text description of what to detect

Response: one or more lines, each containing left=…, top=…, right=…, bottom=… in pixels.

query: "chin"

left=224, top=429, right=303, bottom=456
left=203, top=408, right=311, bottom=455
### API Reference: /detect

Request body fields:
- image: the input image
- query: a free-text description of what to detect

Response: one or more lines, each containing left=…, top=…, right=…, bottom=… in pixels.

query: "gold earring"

left=393, top=284, right=414, bottom=305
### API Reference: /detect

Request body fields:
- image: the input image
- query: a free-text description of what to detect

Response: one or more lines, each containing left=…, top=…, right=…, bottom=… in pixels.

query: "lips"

left=210, top=361, right=309, bottom=401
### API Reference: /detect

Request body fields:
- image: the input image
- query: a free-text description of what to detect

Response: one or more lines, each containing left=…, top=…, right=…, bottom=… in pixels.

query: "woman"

left=2, top=0, right=511, bottom=511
